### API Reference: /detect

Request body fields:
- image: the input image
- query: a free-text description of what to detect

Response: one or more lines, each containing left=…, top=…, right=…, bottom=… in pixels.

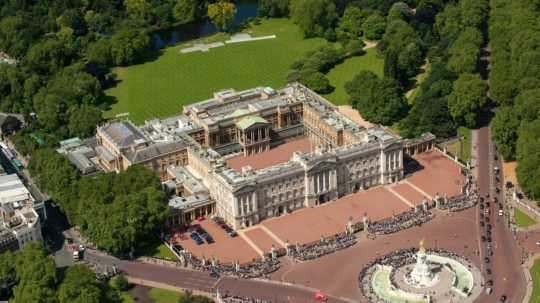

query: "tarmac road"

left=473, top=125, right=526, bottom=302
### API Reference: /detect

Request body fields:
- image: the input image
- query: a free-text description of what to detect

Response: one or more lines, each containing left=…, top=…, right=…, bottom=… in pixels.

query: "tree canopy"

left=345, top=71, right=409, bottom=125
left=447, top=73, right=486, bottom=128
left=207, top=0, right=237, bottom=31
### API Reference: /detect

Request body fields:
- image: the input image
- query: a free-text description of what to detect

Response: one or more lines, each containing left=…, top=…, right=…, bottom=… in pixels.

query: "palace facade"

left=92, top=83, right=409, bottom=229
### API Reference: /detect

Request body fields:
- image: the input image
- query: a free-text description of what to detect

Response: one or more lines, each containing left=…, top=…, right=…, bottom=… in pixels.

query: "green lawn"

left=322, top=48, right=384, bottom=105
left=148, top=288, right=181, bottom=303
left=105, top=18, right=327, bottom=123
left=136, top=240, right=178, bottom=260
left=514, top=208, right=537, bottom=228
left=443, top=127, right=471, bottom=163
left=530, top=257, right=540, bottom=303
left=120, top=292, right=135, bottom=303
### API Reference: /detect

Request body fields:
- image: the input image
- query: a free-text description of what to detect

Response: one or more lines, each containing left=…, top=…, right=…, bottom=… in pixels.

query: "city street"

left=472, top=125, right=526, bottom=302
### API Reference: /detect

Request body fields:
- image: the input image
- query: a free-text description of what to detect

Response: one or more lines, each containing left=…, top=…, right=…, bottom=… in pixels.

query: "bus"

left=11, top=159, right=22, bottom=171
left=2, top=148, right=14, bottom=160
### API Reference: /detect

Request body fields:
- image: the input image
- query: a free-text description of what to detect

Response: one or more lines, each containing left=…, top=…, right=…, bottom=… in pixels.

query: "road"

left=81, top=249, right=351, bottom=303
left=473, top=125, right=526, bottom=303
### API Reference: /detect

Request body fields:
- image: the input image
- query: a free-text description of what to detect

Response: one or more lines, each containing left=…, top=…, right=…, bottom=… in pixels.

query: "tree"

left=173, top=0, right=203, bottom=24
left=447, top=73, right=486, bottom=128
left=397, top=43, right=423, bottom=80
left=289, top=0, right=338, bottom=38
left=491, top=106, right=519, bottom=161
left=110, top=27, right=151, bottom=66
left=459, top=0, right=488, bottom=28
left=448, top=42, right=480, bottom=74
left=111, top=274, right=129, bottom=291
left=68, top=105, right=102, bottom=138
left=258, top=0, right=289, bottom=17
left=345, top=71, right=409, bottom=125
left=301, top=71, right=332, bottom=94
left=362, top=13, right=386, bottom=40
left=515, top=89, right=540, bottom=123
left=336, top=6, right=366, bottom=42
left=12, top=242, right=58, bottom=303
left=207, top=0, right=237, bottom=31
left=124, top=0, right=152, bottom=21
left=0, top=252, right=15, bottom=298
left=517, top=120, right=540, bottom=199
left=387, top=2, right=413, bottom=22
left=58, top=265, right=102, bottom=303
left=447, top=27, right=483, bottom=74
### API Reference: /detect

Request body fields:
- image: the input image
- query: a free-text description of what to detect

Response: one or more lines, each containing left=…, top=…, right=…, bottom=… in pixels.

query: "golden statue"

left=419, top=238, right=426, bottom=253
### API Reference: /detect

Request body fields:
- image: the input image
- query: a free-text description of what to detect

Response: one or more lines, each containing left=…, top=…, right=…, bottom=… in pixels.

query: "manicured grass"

left=120, top=292, right=135, bottom=303
left=148, top=288, right=181, bottom=303
left=443, top=127, right=471, bottom=163
left=514, top=208, right=537, bottom=228
left=136, top=240, right=178, bottom=260
left=322, top=48, right=384, bottom=105
left=105, top=18, right=327, bottom=123
left=530, top=257, right=540, bottom=303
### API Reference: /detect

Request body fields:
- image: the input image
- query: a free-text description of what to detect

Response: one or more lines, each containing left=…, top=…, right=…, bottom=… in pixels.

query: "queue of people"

left=217, top=293, right=272, bottom=303
left=288, top=233, right=357, bottom=261
left=367, top=209, right=434, bottom=235
left=178, top=250, right=281, bottom=279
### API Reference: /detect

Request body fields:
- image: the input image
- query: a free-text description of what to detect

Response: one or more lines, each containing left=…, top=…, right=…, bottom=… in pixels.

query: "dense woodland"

left=489, top=0, right=540, bottom=199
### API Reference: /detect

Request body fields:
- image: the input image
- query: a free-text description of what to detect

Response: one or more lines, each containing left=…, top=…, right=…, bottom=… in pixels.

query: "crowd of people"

left=177, top=251, right=280, bottom=279
left=438, top=193, right=478, bottom=212
left=288, top=233, right=357, bottom=261
left=366, top=209, right=434, bottom=235
left=217, top=293, right=272, bottom=303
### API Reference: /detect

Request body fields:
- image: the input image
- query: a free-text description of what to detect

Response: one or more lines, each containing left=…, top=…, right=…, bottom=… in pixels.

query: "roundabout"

left=359, top=241, right=484, bottom=303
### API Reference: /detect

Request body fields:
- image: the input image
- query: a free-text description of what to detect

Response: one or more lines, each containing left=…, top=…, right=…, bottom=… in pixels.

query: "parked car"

left=190, top=233, right=204, bottom=245
left=173, top=244, right=184, bottom=253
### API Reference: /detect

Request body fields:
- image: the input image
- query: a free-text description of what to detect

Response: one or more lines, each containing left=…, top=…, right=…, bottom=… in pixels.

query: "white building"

left=0, top=174, right=42, bottom=252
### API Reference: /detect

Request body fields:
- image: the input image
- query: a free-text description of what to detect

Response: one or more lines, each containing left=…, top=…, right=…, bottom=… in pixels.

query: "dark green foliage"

left=12, top=243, right=58, bottom=303
left=28, top=150, right=168, bottom=257
left=491, top=107, right=519, bottom=161
left=399, top=63, right=457, bottom=138
left=447, top=73, right=486, bottom=128
left=517, top=120, right=540, bottom=199
left=58, top=266, right=102, bottom=303
left=345, top=71, right=409, bottom=125
left=336, top=6, right=367, bottom=42
left=289, top=0, right=338, bottom=38
left=488, top=0, right=540, bottom=199
left=287, top=44, right=350, bottom=93
left=378, top=19, right=424, bottom=83
left=111, top=274, right=129, bottom=291
left=0, top=251, right=15, bottom=298
left=361, top=13, right=386, bottom=40
left=258, top=0, right=289, bottom=17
